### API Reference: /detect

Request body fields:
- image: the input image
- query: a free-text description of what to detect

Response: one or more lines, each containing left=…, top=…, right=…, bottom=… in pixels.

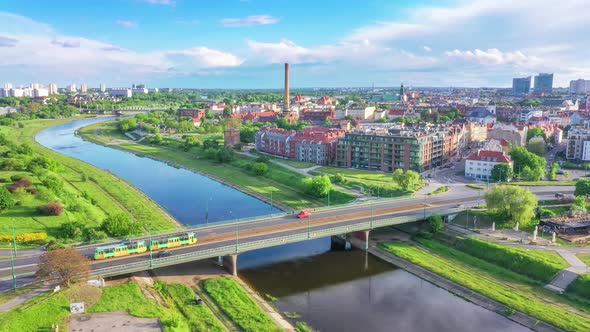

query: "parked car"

left=297, top=209, right=312, bottom=218
left=157, top=250, right=171, bottom=258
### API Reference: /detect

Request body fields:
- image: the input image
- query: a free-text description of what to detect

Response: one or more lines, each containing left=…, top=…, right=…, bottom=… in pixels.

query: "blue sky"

left=1, top=0, right=589, bottom=88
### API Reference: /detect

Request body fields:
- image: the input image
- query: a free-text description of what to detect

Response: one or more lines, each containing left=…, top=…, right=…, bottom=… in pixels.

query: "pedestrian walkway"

left=0, top=284, right=53, bottom=313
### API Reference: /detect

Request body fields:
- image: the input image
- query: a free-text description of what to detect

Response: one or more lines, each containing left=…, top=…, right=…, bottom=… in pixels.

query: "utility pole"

left=148, top=230, right=154, bottom=269
left=11, top=220, right=16, bottom=291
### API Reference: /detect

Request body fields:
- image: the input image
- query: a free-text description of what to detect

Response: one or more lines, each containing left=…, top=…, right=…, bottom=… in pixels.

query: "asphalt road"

left=0, top=185, right=572, bottom=292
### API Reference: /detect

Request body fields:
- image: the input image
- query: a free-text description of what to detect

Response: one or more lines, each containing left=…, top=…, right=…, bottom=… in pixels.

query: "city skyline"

left=1, top=0, right=589, bottom=88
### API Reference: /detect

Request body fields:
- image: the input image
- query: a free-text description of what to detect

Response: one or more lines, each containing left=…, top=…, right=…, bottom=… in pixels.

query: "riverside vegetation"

left=0, top=117, right=176, bottom=248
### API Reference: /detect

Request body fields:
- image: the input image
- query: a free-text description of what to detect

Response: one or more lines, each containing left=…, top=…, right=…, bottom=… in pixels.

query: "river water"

left=36, top=117, right=531, bottom=332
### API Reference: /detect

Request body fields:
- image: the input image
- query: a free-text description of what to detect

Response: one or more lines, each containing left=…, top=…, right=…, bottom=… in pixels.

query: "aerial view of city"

left=1, top=0, right=590, bottom=331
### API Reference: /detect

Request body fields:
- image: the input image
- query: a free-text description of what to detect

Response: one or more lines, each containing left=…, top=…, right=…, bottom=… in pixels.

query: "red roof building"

left=465, top=149, right=513, bottom=180
left=316, top=96, right=332, bottom=105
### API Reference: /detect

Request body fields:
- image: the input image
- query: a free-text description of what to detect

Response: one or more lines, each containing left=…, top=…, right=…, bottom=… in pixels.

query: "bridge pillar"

left=353, top=230, right=370, bottom=250
left=330, top=236, right=351, bottom=251
left=223, top=254, right=238, bottom=277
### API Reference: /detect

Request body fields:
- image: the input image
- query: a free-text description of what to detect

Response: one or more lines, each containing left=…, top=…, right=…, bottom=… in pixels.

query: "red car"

left=297, top=209, right=312, bottom=218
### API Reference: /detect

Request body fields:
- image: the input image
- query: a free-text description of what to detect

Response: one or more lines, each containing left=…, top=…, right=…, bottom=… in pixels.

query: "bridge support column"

left=223, top=254, right=238, bottom=277
left=354, top=230, right=370, bottom=250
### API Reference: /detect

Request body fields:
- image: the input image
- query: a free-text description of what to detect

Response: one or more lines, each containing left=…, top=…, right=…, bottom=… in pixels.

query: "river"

left=36, top=117, right=531, bottom=332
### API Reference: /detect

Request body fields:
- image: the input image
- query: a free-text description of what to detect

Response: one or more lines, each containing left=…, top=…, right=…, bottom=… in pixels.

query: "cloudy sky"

left=1, top=0, right=589, bottom=88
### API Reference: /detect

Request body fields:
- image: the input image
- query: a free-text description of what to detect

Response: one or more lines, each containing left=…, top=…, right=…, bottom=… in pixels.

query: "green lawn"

left=0, top=290, right=70, bottom=332
left=155, top=282, right=225, bottom=332
left=428, top=186, right=448, bottom=196
left=80, top=121, right=355, bottom=210
left=568, top=274, right=590, bottom=299
left=0, top=118, right=176, bottom=242
left=378, top=240, right=590, bottom=332
left=202, top=277, right=282, bottom=332
left=577, top=253, right=590, bottom=266
left=465, top=184, right=485, bottom=190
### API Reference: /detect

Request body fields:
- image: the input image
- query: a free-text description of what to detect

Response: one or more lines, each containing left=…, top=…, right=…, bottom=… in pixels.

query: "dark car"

left=157, top=250, right=171, bottom=258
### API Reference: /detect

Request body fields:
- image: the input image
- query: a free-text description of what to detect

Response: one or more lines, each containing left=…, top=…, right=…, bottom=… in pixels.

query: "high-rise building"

left=570, top=79, right=590, bottom=94
left=534, top=73, right=553, bottom=94
left=67, top=84, right=77, bottom=92
left=80, top=84, right=88, bottom=93
left=4, top=83, right=13, bottom=90
left=48, top=83, right=58, bottom=95
left=100, top=83, right=106, bottom=92
left=30, top=83, right=40, bottom=89
left=512, top=76, right=531, bottom=95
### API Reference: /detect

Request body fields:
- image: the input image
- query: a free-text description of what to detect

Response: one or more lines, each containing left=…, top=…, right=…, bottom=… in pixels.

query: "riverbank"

left=78, top=120, right=356, bottom=210
left=0, top=274, right=288, bottom=332
left=0, top=117, right=179, bottom=242
left=357, top=231, right=590, bottom=332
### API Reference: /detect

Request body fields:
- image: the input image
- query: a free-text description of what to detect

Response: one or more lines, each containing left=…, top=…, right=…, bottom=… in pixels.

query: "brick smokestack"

left=284, top=63, right=290, bottom=111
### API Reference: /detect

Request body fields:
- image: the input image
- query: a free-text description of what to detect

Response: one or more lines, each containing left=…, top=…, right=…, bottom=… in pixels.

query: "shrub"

left=252, top=162, right=269, bottom=176
left=7, top=178, right=32, bottom=192
left=41, top=175, right=64, bottom=193
left=37, top=202, right=65, bottom=216
left=83, top=228, right=108, bottom=242
left=1, top=158, right=25, bottom=171
left=59, top=221, right=85, bottom=239
left=256, top=155, right=270, bottom=163
left=101, top=213, right=141, bottom=237
left=0, top=232, right=48, bottom=244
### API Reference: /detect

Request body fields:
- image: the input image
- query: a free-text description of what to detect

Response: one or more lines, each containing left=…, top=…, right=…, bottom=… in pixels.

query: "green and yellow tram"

left=93, top=232, right=197, bottom=260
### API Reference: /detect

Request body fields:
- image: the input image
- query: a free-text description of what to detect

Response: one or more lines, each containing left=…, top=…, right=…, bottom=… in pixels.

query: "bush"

left=0, top=232, right=48, bottom=244
left=252, top=162, right=269, bottom=176
left=255, top=155, right=270, bottom=163
left=332, top=173, right=346, bottom=184
left=7, top=178, right=33, bottom=192
left=1, top=158, right=25, bottom=171
left=83, top=228, right=108, bottom=242
left=59, top=221, right=85, bottom=239
left=567, top=274, right=590, bottom=299
left=37, top=202, right=65, bottom=216
left=0, top=186, right=15, bottom=211
left=101, top=213, right=141, bottom=237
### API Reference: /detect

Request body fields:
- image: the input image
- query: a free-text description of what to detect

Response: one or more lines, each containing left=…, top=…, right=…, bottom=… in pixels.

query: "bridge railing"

left=90, top=207, right=464, bottom=277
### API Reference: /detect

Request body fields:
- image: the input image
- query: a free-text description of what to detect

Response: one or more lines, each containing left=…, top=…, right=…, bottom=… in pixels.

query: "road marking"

left=0, top=264, right=37, bottom=272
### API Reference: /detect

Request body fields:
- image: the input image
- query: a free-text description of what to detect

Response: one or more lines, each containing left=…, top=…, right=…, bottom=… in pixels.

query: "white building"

left=570, top=79, right=590, bottom=94
left=67, top=84, right=77, bottom=92
left=342, top=106, right=376, bottom=120
left=566, top=121, right=590, bottom=160
left=99, top=83, right=106, bottom=92
left=30, top=83, right=40, bottom=89
left=464, top=150, right=513, bottom=180
left=110, top=88, right=132, bottom=98
left=48, top=83, right=58, bottom=95
left=132, top=87, right=148, bottom=94
left=4, top=83, right=12, bottom=90
left=32, top=88, right=49, bottom=98
left=80, top=84, right=88, bottom=93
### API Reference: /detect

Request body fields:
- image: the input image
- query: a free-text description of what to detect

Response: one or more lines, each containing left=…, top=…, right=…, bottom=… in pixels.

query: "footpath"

left=348, top=235, right=562, bottom=332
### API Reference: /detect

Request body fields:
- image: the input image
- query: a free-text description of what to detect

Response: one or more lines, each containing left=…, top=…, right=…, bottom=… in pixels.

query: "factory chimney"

left=284, top=63, right=290, bottom=111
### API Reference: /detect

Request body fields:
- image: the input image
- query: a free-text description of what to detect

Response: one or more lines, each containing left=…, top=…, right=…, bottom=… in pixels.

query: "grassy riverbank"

left=79, top=120, right=356, bottom=210
left=0, top=278, right=277, bottom=332
left=0, top=118, right=177, bottom=244
left=202, top=277, right=282, bottom=332
left=379, top=240, right=590, bottom=332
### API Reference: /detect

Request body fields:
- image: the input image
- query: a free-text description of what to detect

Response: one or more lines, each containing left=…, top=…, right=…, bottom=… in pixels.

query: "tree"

left=571, top=196, right=587, bottom=215
left=0, top=186, right=15, bottom=212
left=37, top=202, right=64, bottom=215
left=485, top=186, right=538, bottom=226
left=252, top=162, right=269, bottom=175
left=59, top=221, right=85, bottom=239
left=490, top=164, right=513, bottom=182
left=36, top=249, right=90, bottom=287
left=303, top=175, right=332, bottom=198
left=509, top=146, right=546, bottom=178
left=118, top=118, right=137, bottom=132
left=527, top=139, right=546, bottom=156
left=323, top=118, right=333, bottom=126
left=216, top=146, right=235, bottom=163
left=101, top=213, right=141, bottom=237
left=222, top=107, right=232, bottom=117
left=392, top=168, right=421, bottom=191
left=428, top=214, right=444, bottom=234
left=521, top=165, right=544, bottom=181
left=526, top=127, right=547, bottom=142
left=549, top=162, right=559, bottom=181
left=575, top=179, right=590, bottom=196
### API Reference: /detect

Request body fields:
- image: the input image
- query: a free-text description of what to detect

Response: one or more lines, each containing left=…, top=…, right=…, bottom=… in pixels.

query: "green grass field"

left=378, top=240, right=590, bottom=332
left=465, top=184, right=485, bottom=190
left=567, top=273, right=590, bottom=299
left=155, top=282, right=225, bottom=332
left=428, top=186, right=448, bottom=195
left=0, top=118, right=176, bottom=242
left=0, top=290, right=69, bottom=332
left=202, top=277, right=282, bottom=332
left=80, top=121, right=355, bottom=210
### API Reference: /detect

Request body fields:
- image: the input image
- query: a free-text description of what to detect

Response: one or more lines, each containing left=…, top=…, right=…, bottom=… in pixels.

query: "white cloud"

left=423, top=46, right=432, bottom=52
left=0, top=12, right=242, bottom=85
left=115, top=20, right=136, bottom=28
left=444, top=48, right=539, bottom=67
left=220, top=15, right=279, bottom=27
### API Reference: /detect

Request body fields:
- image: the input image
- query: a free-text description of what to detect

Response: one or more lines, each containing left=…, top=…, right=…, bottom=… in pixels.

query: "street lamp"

left=148, top=230, right=154, bottom=269
left=10, top=220, right=17, bottom=291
